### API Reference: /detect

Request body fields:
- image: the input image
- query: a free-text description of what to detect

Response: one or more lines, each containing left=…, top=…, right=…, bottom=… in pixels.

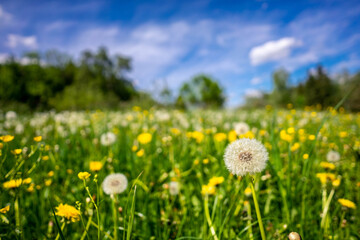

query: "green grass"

left=0, top=107, right=359, bottom=239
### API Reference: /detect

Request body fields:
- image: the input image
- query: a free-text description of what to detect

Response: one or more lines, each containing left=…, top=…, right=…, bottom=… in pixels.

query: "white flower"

left=100, top=132, right=116, bottom=146
left=5, top=111, right=17, bottom=120
left=224, top=138, right=269, bottom=176
left=234, top=122, right=250, bottom=135
left=326, top=150, right=340, bottom=162
left=102, top=173, right=128, bottom=195
left=169, top=181, right=180, bottom=196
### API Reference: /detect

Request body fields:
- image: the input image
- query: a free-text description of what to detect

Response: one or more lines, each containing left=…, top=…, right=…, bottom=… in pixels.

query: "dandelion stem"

left=55, top=222, right=65, bottom=240
left=14, top=196, right=21, bottom=235
left=245, top=201, right=254, bottom=240
left=204, top=194, right=219, bottom=240
left=83, top=180, right=101, bottom=240
left=321, top=188, right=335, bottom=229
left=80, top=214, right=92, bottom=240
left=112, top=194, right=118, bottom=240
left=250, top=179, right=266, bottom=240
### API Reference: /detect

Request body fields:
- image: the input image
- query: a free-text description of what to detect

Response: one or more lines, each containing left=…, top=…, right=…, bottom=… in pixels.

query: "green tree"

left=176, top=74, right=225, bottom=108
left=303, top=66, right=340, bottom=107
left=271, top=68, right=291, bottom=107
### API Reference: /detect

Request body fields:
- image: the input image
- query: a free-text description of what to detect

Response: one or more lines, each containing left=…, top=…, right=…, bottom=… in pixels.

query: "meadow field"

left=0, top=107, right=359, bottom=239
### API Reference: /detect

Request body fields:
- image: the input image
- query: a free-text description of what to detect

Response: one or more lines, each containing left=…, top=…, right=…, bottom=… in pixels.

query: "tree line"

left=245, top=66, right=360, bottom=111
left=0, top=47, right=138, bottom=111
left=1, top=47, right=359, bottom=111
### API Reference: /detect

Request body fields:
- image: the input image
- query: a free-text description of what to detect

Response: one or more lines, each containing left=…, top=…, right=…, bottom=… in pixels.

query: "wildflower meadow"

left=0, top=106, right=359, bottom=239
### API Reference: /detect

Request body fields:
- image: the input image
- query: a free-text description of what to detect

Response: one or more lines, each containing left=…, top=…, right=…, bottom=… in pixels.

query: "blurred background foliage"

left=0, top=47, right=359, bottom=112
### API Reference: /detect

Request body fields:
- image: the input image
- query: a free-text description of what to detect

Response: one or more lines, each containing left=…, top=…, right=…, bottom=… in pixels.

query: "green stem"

left=321, top=189, right=335, bottom=229
left=250, top=180, right=266, bottom=240
left=83, top=180, right=101, bottom=239
left=55, top=222, right=66, bottom=240
left=15, top=196, right=21, bottom=235
left=204, top=194, right=219, bottom=240
left=112, top=195, right=118, bottom=240
left=245, top=201, right=254, bottom=240
left=80, top=214, right=92, bottom=240
left=91, top=221, right=114, bottom=240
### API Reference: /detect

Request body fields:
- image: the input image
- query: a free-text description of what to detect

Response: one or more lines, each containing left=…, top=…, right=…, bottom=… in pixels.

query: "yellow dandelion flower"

left=55, top=203, right=81, bottom=222
left=209, top=176, right=224, bottom=186
left=170, top=128, right=181, bottom=135
left=3, top=179, right=22, bottom=189
left=45, top=179, right=52, bottom=186
left=137, top=133, right=152, bottom=144
left=136, top=149, right=144, bottom=157
left=280, top=130, right=292, bottom=142
left=287, top=127, right=295, bottom=134
left=244, top=187, right=252, bottom=197
left=90, top=161, right=103, bottom=171
left=78, top=172, right=91, bottom=180
left=23, top=178, right=32, bottom=184
left=338, top=198, right=356, bottom=209
left=42, top=156, right=49, bottom=161
left=259, top=130, right=267, bottom=136
left=339, top=131, right=348, bottom=138
left=228, top=130, right=237, bottom=143
left=48, top=171, right=54, bottom=177
left=290, top=142, right=300, bottom=152
left=239, top=131, right=255, bottom=139
left=193, top=159, right=200, bottom=165
left=12, top=149, right=22, bottom=155
left=308, top=135, right=316, bottom=141
left=0, top=205, right=10, bottom=214
left=131, top=145, right=138, bottom=152
left=201, top=184, right=216, bottom=195
left=320, top=161, right=336, bottom=170
left=303, top=154, right=309, bottom=159
left=33, top=136, right=42, bottom=142
left=214, top=133, right=227, bottom=142
left=27, top=184, right=35, bottom=192
left=203, top=158, right=209, bottom=164
left=2, top=135, right=14, bottom=143
left=192, top=131, right=204, bottom=143
left=332, top=178, right=341, bottom=187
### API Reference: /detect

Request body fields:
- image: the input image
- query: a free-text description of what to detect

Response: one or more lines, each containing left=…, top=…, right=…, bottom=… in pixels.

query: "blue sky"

left=1, top=0, right=360, bottom=106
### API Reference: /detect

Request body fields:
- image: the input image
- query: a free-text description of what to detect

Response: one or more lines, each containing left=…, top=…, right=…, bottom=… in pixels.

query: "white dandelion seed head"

left=5, top=111, right=17, bottom=120
left=169, top=181, right=180, bottom=196
left=326, top=150, right=340, bottom=162
left=100, top=132, right=116, bottom=146
left=102, top=173, right=128, bottom=195
left=224, top=138, right=269, bottom=176
left=234, top=122, right=250, bottom=135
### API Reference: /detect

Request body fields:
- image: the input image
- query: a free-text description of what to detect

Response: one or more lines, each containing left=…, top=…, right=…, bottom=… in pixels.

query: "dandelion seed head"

left=234, top=122, right=250, bottom=135
left=100, top=132, right=116, bottom=146
left=169, top=181, right=180, bottom=196
left=224, top=138, right=269, bottom=176
left=102, top=173, right=128, bottom=195
left=326, top=150, right=340, bottom=162
left=288, top=232, right=301, bottom=240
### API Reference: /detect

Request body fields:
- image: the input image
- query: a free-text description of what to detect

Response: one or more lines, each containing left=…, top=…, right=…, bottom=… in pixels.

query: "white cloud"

left=0, top=53, right=9, bottom=63
left=332, top=54, right=360, bottom=72
left=7, top=34, right=38, bottom=48
left=60, top=19, right=272, bottom=90
left=0, top=5, right=12, bottom=23
left=245, top=89, right=263, bottom=98
left=250, top=77, right=262, bottom=85
left=249, top=37, right=302, bottom=65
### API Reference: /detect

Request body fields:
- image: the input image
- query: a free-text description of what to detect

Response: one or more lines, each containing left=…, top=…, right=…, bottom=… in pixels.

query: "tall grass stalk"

left=204, top=194, right=219, bottom=240
left=249, top=178, right=266, bottom=240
